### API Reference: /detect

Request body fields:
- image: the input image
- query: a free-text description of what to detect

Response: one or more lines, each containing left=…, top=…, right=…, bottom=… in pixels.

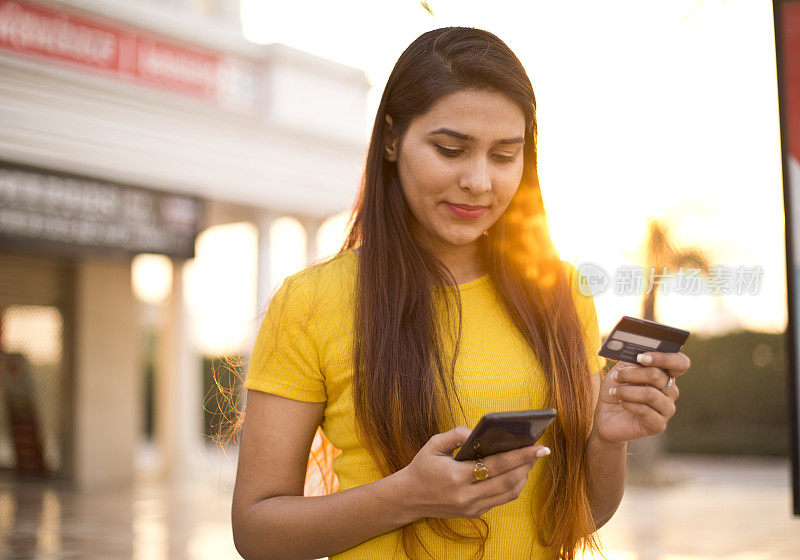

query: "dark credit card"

left=598, top=316, right=690, bottom=363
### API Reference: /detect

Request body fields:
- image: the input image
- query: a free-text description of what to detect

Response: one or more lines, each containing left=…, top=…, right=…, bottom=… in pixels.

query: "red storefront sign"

left=783, top=1, right=800, bottom=165
left=0, top=0, right=221, bottom=99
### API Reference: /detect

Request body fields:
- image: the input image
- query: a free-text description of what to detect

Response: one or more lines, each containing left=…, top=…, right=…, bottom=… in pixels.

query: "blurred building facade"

left=0, top=0, right=369, bottom=488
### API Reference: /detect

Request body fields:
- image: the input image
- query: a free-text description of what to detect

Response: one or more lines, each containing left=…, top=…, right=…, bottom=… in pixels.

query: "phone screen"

left=453, top=409, right=556, bottom=461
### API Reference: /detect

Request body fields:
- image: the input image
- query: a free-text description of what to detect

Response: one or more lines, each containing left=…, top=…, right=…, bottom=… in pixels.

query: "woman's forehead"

left=411, top=89, right=526, bottom=140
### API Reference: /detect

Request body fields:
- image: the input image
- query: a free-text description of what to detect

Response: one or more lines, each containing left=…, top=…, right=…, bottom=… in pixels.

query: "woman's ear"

left=383, top=115, right=398, bottom=162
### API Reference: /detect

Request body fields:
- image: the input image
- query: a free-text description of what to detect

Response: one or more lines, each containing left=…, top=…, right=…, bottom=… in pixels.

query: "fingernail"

left=637, top=353, right=652, bottom=365
left=609, top=387, right=617, bottom=397
left=611, top=371, right=618, bottom=381
left=536, top=447, right=551, bottom=458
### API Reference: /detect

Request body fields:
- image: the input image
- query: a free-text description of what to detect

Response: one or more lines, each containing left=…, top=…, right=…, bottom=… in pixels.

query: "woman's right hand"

left=393, top=426, right=550, bottom=520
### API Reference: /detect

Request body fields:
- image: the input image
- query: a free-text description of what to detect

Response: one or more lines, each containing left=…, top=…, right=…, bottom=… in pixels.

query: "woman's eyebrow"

left=428, top=127, right=524, bottom=145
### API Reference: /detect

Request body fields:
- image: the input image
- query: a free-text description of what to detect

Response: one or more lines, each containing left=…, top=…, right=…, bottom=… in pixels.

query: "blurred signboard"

left=0, top=0, right=254, bottom=108
left=0, top=162, right=201, bottom=258
left=776, top=0, right=800, bottom=516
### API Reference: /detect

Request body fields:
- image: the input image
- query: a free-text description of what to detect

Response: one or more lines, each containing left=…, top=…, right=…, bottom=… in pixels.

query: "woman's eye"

left=493, top=153, right=517, bottom=163
left=434, top=144, right=463, bottom=157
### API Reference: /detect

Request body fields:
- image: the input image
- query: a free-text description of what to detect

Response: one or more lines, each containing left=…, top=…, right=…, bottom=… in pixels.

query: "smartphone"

left=453, top=409, right=557, bottom=461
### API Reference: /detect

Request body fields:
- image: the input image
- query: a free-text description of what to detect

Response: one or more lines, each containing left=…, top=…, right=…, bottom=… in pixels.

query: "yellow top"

left=245, top=249, right=605, bottom=560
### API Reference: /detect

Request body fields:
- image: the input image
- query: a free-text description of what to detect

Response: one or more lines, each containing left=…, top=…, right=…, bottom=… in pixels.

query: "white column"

left=300, top=216, right=322, bottom=266
left=73, top=259, right=140, bottom=490
left=155, top=259, right=203, bottom=479
left=256, top=211, right=278, bottom=316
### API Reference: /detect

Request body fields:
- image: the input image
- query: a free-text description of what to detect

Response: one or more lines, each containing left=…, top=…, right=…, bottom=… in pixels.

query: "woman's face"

left=385, top=89, right=526, bottom=258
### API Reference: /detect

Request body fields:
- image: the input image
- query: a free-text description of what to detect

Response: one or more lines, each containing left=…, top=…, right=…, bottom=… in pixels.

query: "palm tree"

left=640, top=220, right=711, bottom=324
left=627, top=219, right=711, bottom=484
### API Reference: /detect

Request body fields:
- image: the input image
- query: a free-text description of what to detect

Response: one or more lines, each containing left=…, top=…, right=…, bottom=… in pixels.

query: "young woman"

left=231, top=27, right=691, bottom=560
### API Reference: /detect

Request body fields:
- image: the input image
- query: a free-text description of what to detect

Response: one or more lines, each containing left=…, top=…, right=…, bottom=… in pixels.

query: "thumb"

left=431, top=425, right=472, bottom=454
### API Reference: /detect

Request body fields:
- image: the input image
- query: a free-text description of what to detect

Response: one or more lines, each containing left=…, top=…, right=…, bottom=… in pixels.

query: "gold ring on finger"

left=473, top=458, right=489, bottom=481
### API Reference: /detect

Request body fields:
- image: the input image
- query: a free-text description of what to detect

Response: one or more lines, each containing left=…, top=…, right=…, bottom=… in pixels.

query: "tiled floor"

left=0, top=448, right=797, bottom=559
left=588, top=455, right=800, bottom=560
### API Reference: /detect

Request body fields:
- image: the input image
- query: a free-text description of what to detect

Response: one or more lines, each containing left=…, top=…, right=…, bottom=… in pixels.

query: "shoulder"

left=555, top=260, right=600, bottom=321
left=558, top=260, right=581, bottom=288
left=558, top=260, right=592, bottom=300
left=268, top=250, right=358, bottom=318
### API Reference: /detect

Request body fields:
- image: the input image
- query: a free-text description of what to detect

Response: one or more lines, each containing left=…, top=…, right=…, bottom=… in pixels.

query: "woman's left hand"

left=592, top=351, right=691, bottom=444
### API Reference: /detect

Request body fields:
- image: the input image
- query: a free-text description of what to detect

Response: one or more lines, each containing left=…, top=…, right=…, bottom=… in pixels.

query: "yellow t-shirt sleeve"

left=563, top=262, right=607, bottom=375
left=244, top=276, right=327, bottom=402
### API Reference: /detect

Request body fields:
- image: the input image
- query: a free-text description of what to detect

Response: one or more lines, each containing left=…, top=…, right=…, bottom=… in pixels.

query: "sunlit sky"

left=217, top=0, right=787, bottom=342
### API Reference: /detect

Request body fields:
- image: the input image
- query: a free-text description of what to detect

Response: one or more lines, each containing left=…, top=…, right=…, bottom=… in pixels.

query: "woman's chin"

left=441, top=233, right=484, bottom=247
left=416, top=226, right=485, bottom=251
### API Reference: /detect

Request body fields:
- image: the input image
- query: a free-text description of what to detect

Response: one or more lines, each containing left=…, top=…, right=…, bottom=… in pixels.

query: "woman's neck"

left=436, top=250, right=486, bottom=284
left=354, top=243, right=485, bottom=285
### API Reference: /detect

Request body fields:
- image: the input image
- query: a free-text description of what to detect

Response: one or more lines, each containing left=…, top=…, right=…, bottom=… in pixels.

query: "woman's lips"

left=445, top=202, right=487, bottom=219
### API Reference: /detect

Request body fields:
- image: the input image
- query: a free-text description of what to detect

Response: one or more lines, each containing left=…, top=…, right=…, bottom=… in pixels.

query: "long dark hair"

left=332, top=26, right=602, bottom=560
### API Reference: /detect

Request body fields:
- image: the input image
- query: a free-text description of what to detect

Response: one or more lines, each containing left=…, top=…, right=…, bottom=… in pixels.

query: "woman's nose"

left=458, top=159, right=491, bottom=194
